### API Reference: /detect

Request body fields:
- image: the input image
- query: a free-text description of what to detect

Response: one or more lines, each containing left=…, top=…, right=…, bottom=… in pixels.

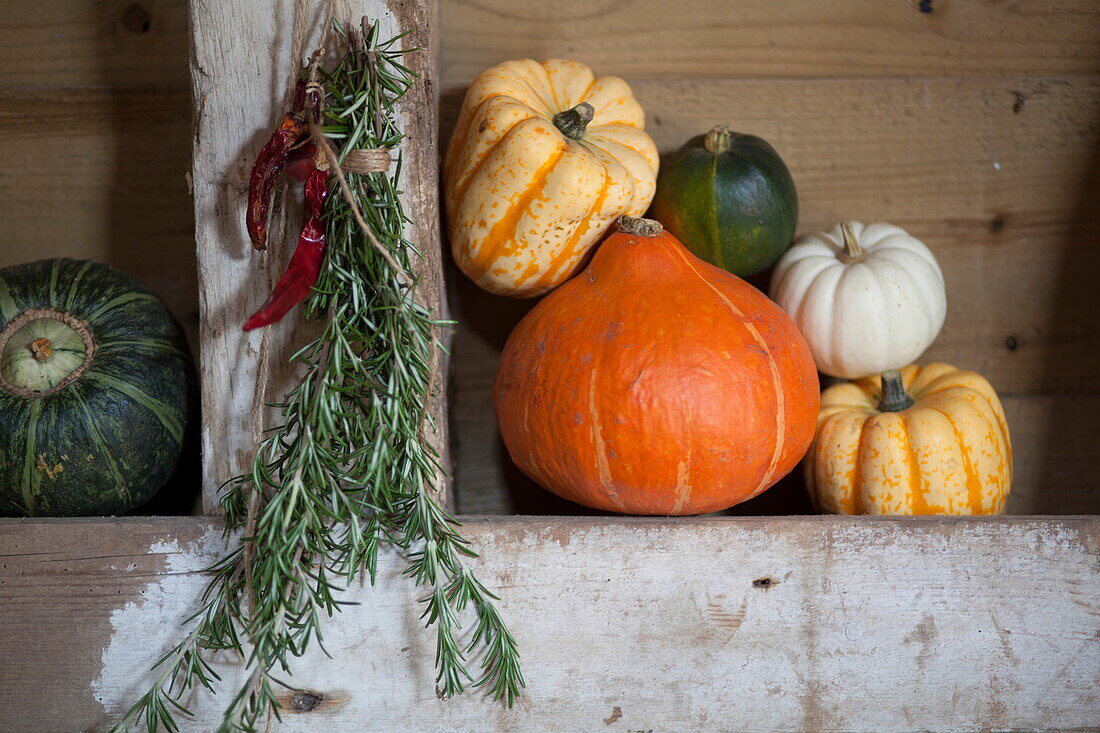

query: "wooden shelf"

left=1, top=515, right=1096, bottom=731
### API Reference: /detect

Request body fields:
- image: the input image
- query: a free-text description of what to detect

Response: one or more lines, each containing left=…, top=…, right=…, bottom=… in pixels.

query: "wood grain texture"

left=1, top=516, right=1096, bottom=731
left=4, top=0, right=1100, bottom=88
left=0, top=0, right=190, bottom=87
left=189, top=0, right=449, bottom=511
left=445, top=75, right=1100, bottom=395
left=0, top=86, right=199, bottom=352
left=440, top=0, right=1100, bottom=84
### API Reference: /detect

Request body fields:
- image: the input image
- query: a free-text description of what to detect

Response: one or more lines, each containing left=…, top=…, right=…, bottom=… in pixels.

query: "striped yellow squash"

left=805, top=364, right=1012, bottom=515
left=443, top=58, right=659, bottom=297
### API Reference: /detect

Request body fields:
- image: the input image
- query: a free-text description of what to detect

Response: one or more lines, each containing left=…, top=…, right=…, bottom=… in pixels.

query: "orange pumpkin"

left=443, top=58, right=659, bottom=298
left=494, top=217, right=820, bottom=515
left=805, top=364, right=1012, bottom=515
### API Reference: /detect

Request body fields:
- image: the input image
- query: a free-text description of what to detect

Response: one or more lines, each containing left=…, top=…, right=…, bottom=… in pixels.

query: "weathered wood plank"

left=0, top=516, right=1096, bottom=731
left=440, top=0, right=1100, bottom=83
left=189, top=0, right=449, bottom=511
left=5, top=0, right=1100, bottom=89
left=0, top=86, right=198, bottom=351
left=443, top=75, right=1100, bottom=395
left=0, top=0, right=190, bottom=88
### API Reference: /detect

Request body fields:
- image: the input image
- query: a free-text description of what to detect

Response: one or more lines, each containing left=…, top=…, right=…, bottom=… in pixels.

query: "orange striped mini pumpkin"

left=443, top=58, right=659, bottom=298
left=806, top=364, right=1012, bottom=515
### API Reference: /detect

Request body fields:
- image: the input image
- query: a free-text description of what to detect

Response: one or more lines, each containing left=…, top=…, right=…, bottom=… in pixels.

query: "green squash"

left=650, top=124, right=798, bottom=276
left=0, top=259, right=195, bottom=516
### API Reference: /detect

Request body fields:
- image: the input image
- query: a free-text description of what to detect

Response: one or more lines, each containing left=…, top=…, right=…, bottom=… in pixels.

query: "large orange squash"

left=444, top=59, right=659, bottom=298
left=805, top=364, right=1012, bottom=515
left=494, top=217, right=820, bottom=515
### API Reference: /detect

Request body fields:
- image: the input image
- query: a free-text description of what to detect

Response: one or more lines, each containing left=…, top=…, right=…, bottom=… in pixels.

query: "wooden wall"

left=3, top=0, right=1099, bottom=514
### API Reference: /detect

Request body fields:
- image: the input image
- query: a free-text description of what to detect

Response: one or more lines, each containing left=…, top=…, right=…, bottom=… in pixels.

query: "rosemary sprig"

left=110, top=21, right=522, bottom=733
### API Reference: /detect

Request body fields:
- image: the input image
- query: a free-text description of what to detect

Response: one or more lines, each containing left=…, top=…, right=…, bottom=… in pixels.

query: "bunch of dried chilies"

left=110, top=18, right=522, bottom=733
left=244, top=77, right=328, bottom=330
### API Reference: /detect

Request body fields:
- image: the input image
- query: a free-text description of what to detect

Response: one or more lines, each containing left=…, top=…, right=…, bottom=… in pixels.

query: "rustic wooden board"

left=1, top=516, right=1096, bottom=731
left=6, top=0, right=1099, bottom=89
left=0, top=0, right=190, bottom=88
left=0, top=86, right=199, bottom=351
left=444, top=74, right=1100, bottom=395
left=189, top=0, right=448, bottom=511
left=440, top=0, right=1100, bottom=84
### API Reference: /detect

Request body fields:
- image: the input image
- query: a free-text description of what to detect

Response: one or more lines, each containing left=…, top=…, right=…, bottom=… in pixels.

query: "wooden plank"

left=444, top=75, right=1100, bottom=396
left=189, top=0, right=449, bottom=512
left=4, top=0, right=1100, bottom=89
left=440, top=0, right=1100, bottom=84
left=0, top=0, right=190, bottom=88
left=0, top=86, right=198, bottom=351
left=1, top=516, right=1096, bottom=731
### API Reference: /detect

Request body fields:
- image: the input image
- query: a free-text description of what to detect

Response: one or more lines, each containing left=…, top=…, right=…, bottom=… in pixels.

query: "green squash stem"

left=30, top=338, right=53, bottom=361
left=552, top=102, right=595, bottom=140
left=704, top=124, right=732, bottom=154
left=0, top=308, right=96, bottom=397
left=878, top=370, right=914, bottom=412
left=617, top=215, right=664, bottom=237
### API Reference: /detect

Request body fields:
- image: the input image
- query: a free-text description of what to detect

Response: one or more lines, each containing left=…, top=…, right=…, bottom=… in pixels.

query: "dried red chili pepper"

left=245, top=79, right=321, bottom=250
left=243, top=167, right=330, bottom=331
left=285, top=141, right=318, bottom=182
left=246, top=113, right=308, bottom=250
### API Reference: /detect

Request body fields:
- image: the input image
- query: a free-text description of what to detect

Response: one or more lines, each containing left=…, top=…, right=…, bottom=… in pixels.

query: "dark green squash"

left=649, top=124, right=798, bottom=276
left=0, top=259, right=195, bottom=516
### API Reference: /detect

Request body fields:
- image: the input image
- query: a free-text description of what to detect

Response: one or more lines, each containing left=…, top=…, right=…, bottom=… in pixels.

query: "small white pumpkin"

left=769, top=221, right=947, bottom=379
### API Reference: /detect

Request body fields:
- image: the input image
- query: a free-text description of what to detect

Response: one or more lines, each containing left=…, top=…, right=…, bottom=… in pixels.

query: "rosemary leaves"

left=110, top=19, right=522, bottom=733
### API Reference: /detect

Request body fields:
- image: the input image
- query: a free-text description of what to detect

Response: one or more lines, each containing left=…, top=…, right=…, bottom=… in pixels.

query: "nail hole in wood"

left=121, top=4, right=152, bottom=34
left=989, top=215, right=1005, bottom=234
left=753, top=576, right=779, bottom=589
left=289, top=690, right=324, bottom=712
left=918, top=0, right=933, bottom=13
left=1005, top=335, right=1019, bottom=351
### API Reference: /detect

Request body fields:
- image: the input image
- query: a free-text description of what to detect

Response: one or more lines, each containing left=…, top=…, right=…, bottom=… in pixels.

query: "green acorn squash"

left=650, top=124, right=798, bottom=276
left=0, top=259, right=195, bottom=516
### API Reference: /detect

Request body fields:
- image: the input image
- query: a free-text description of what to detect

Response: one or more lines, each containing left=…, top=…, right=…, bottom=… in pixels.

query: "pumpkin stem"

left=29, top=338, right=52, bottom=361
left=837, top=221, right=867, bottom=264
left=877, top=370, right=914, bottom=412
left=704, top=124, right=732, bottom=154
left=552, top=102, right=595, bottom=140
left=617, top=216, right=664, bottom=237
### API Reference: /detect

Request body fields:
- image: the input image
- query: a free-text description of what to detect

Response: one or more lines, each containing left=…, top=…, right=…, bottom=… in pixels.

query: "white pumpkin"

left=769, top=221, right=947, bottom=379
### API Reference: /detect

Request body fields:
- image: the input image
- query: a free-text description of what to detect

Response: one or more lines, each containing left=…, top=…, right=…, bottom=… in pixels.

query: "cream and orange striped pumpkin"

left=806, top=363, right=1012, bottom=515
left=443, top=59, right=659, bottom=298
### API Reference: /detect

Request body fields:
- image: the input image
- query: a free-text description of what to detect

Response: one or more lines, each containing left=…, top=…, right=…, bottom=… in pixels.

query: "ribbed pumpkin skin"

left=494, top=223, right=819, bottom=515
left=650, top=132, right=797, bottom=277
left=805, top=363, right=1012, bottom=515
left=444, top=58, right=659, bottom=298
left=0, top=259, right=195, bottom=516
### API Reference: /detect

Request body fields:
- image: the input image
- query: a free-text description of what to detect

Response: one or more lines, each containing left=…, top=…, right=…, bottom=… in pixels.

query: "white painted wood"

left=189, top=0, right=448, bottom=513
left=1, top=516, right=1095, bottom=731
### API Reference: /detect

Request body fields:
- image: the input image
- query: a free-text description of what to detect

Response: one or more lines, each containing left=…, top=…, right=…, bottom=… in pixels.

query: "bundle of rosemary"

left=111, top=20, right=522, bottom=733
